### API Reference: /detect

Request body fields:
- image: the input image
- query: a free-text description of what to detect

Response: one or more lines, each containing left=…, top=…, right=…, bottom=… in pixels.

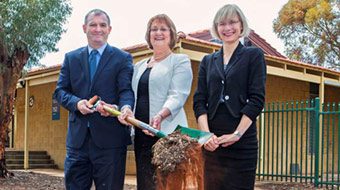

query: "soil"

left=152, top=131, right=198, bottom=175
left=0, top=170, right=332, bottom=189
left=152, top=131, right=204, bottom=190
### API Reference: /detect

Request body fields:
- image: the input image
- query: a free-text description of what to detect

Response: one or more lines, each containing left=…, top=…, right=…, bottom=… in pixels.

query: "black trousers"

left=64, top=131, right=127, bottom=190
left=134, top=129, right=158, bottom=190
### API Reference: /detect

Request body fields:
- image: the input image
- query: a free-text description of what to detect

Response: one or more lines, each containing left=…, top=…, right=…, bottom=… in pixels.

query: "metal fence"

left=256, top=98, right=339, bottom=188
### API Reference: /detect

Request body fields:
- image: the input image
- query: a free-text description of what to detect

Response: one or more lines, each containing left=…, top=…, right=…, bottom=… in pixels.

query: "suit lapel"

left=213, top=49, right=225, bottom=79
left=224, top=42, right=244, bottom=76
left=79, top=47, right=91, bottom=85
left=79, top=48, right=89, bottom=79
left=90, top=45, right=115, bottom=90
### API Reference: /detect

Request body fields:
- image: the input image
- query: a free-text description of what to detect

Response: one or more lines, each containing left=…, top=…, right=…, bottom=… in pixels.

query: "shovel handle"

left=87, top=95, right=100, bottom=108
left=103, top=105, right=167, bottom=138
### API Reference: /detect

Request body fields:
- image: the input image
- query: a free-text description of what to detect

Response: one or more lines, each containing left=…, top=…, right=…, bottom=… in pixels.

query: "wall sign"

left=52, top=95, right=60, bottom=120
left=29, top=96, right=34, bottom=107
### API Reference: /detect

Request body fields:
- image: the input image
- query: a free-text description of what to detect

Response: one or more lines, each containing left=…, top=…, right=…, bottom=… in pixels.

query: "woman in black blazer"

left=193, top=4, right=266, bottom=190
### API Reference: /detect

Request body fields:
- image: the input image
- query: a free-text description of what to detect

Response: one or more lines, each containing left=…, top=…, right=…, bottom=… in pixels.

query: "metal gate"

left=256, top=98, right=339, bottom=188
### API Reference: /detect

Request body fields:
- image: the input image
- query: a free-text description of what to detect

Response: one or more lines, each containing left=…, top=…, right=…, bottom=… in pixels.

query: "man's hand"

left=77, top=100, right=95, bottom=115
left=96, top=101, right=118, bottom=117
left=118, top=106, right=134, bottom=126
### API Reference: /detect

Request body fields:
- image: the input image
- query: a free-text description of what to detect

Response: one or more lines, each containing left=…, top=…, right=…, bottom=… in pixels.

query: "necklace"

left=147, top=51, right=172, bottom=68
left=152, top=51, right=172, bottom=62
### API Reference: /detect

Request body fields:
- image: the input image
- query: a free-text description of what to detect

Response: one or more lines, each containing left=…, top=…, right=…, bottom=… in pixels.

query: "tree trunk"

left=0, top=48, right=29, bottom=178
left=0, top=89, right=15, bottom=178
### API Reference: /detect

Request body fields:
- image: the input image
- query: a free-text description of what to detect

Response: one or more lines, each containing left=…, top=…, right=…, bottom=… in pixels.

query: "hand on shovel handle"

left=102, top=105, right=167, bottom=138
left=90, top=96, right=211, bottom=142
left=87, top=95, right=100, bottom=109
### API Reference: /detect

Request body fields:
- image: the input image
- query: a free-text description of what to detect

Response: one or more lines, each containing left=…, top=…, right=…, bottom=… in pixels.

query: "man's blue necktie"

left=89, top=49, right=99, bottom=81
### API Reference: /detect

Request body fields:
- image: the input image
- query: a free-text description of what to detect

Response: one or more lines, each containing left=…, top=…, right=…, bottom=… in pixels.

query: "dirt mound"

left=152, top=131, right=204, bottom=190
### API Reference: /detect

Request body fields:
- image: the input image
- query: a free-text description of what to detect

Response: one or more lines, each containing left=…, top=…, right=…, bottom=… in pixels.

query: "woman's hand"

left=197, top=114, right=219, bottom=151
left=217, top=115, right=251, bottom=147
left=144, top=114, right=163, bottom=136
left=151, top=114, right=162, bottom=130
left=203, top=135, right=219, bottom=151
left=216, top=133, right=240, bottom=147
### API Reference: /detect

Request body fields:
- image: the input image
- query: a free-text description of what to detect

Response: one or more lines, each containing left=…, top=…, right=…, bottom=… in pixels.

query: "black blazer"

left=54, top=45, right=135, bottom=149
left=193, top=42, right=266, bottom=121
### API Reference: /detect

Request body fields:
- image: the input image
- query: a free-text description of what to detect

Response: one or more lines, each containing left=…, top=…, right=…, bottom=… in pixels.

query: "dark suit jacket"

left=54, top=45, right=134, bottom=149
left=193, top=42, right=266, bottom=122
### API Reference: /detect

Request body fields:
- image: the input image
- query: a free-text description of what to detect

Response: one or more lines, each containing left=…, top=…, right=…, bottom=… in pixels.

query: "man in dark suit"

left=54, top=9, right=134, bottom=190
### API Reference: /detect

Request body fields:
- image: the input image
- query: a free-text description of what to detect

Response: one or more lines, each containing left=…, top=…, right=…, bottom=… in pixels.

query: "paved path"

left=24, top=169, right=137, bottom=186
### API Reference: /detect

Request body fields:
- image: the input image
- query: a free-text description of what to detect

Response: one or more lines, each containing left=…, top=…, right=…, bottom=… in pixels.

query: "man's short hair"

left=84, top=9, right=111, bottom=25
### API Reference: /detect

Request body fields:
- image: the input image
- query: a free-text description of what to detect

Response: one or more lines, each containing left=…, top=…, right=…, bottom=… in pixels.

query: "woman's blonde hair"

left=145, top=14, right=177, bottom=49
left=211, top=4, right=250, bottom=40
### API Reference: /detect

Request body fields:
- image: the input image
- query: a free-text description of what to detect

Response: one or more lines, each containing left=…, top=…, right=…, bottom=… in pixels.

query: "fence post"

left=314, top=98, right=320, bottom=187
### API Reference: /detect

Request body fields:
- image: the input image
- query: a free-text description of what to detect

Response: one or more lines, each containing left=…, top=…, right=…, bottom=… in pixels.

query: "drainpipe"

left=24, top=79, right=29, bottom=169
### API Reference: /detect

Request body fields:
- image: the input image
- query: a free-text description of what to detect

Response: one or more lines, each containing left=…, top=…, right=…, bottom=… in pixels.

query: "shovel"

left=103, top=104, right=167, bottom=138
left=88, top=96, right=213, bottom=144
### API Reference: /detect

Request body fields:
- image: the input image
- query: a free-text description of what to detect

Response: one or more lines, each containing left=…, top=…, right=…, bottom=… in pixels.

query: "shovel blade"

left=175, top=125, right=213, bottom=145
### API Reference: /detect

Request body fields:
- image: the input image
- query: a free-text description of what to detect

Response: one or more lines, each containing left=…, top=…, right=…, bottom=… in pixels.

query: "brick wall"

left=325, top=85, right=340, bottom=103
left=184, top=60, right=200, bottom=130
left=15, top=83, right=68, bottom=168
left=266, top=75, right=310, bottom=102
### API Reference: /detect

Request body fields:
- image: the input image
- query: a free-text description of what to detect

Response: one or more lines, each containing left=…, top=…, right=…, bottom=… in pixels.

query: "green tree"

left=273, top=0, right=340, bottom=70
left=0, top=0, right=71, bottom=177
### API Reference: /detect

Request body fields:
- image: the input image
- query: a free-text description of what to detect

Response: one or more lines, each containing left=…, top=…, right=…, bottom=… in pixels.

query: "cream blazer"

left=132, top=53, right=193, bottom=134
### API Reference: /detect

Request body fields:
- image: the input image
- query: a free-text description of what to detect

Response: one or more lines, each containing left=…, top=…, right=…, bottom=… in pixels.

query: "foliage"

left=273, top=0, right=340, bottom=70
left=0, top=0, right=72, bottom=69
left=0, top=0, right=71, bottom=178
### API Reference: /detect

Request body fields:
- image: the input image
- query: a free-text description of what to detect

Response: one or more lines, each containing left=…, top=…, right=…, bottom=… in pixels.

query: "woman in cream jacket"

left=131, top=14, right=193, bottom=190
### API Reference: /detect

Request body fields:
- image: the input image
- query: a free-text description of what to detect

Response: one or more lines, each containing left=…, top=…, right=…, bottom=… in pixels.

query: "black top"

left=135, top=68, right=152, bottom=124
left=133, top=67, right=158, bottom=190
